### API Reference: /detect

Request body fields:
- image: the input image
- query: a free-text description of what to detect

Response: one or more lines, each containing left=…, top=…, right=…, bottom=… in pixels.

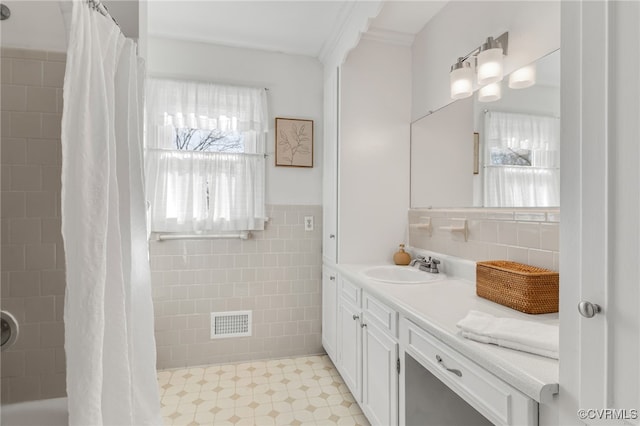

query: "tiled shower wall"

left=149, top=204, right=323, bottom=369
left=408, top=208, right=560, bottom=271
left=1, top=48, right=67, bottom=403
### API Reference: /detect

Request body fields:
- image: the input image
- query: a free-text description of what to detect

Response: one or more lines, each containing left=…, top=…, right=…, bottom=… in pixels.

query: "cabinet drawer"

left=340, top=277, right=361, bottom=306
left=363, top=292, right=398, bottom=337
left=400, top=318, right=537, bottom=426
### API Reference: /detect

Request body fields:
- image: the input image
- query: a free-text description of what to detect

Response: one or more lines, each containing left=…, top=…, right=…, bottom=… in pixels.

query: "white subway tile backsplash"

left=528, top=249, right=555, bottom=270
left=497, top=221, right=519, bottom=246
left=516, top=222, right=540, bottom=249
left=410, top=208, right=560, bottom=271
left=506, top=246, right=529, bottom=264
left=514, top=211, right=548, bottom=222
left=547, top=211, right=561, bottom=223
left=540, top=223, right=560, bottom=251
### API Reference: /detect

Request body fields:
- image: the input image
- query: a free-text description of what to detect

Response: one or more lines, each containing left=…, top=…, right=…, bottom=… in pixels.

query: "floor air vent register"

left=210, top=311, right=252, bottom=339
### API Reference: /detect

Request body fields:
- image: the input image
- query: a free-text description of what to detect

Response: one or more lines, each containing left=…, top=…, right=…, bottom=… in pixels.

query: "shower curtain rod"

left=87, top=0, right=119, bottom=28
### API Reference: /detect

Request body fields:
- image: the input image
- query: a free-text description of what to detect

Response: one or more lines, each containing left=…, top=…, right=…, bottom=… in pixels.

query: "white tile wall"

left=409, top=208, right=560, bottom=271
left=1, top=47, right=67, bottom=404
left=149, top=205, right=324, bottom=369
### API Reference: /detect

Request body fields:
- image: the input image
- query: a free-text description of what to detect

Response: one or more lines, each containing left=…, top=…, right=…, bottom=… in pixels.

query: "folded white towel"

left=456, top=310, right=559, bottom=359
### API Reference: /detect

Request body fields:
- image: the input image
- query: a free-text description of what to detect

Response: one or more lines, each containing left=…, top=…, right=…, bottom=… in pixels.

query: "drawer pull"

left=353, top=314, right=360, bottom=321
left=329, top=276, right=336, bottom=281
left=361, top=323, right=367, bottom=328
left=436, top=354, right=462, bottom=377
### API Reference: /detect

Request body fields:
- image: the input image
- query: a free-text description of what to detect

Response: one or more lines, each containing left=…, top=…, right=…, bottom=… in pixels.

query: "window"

left=483, top=111, right=560, bottom=207
left=145, top=78, right=268, bottom=233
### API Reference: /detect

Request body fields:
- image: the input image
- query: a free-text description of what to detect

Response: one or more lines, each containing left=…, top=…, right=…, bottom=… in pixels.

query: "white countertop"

left=335, top=263, right=559, bottom=404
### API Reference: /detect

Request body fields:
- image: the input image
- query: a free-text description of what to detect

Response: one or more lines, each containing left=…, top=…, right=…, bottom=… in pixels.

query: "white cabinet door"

left=337, top=298, right=362, bottom=400
left=362, top=319, right=398, bottom=426
left=322, top=265, right=338, bottom=363
left=561, top=1, right=640, bottom=424
left=322, top=68, right=339, bottom=264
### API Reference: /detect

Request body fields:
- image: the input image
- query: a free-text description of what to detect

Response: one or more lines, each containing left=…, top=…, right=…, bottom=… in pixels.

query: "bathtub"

left=1, top=397, right=68, bottom=426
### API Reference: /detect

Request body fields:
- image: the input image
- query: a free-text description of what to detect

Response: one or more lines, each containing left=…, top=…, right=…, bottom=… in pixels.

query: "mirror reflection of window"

left=483, top=111, right=560, bottom=207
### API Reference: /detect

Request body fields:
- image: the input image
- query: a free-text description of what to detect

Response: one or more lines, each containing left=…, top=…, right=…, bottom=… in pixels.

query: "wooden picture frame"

left=473, top=132, right=480, bottom=174
left=275, top=117, right=314, bottom=167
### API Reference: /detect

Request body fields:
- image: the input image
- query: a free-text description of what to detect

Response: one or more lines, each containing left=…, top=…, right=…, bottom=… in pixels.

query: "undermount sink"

left=363, top=265, right=445, bottom=284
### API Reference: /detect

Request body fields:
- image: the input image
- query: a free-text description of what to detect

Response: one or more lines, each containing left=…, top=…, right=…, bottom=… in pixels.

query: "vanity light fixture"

left=508, top=64, right=536, bottom=89
left=448, top=32, right=509, bottom=101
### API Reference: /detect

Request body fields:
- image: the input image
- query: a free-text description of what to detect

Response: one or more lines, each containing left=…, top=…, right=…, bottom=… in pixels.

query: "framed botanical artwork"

left=275, top=117, right=313, bottom=168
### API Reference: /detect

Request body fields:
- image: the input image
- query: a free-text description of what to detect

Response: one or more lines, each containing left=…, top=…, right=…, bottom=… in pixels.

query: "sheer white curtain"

left=145, top=78, right=268, bottom=233
left=484, top=111, right=560, bottom=207
left=60, top=1, right=161, bottom=424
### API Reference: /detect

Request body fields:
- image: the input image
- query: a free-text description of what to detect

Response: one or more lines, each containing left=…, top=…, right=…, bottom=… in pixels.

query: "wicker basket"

left=476, top=260, right=559, bottom=314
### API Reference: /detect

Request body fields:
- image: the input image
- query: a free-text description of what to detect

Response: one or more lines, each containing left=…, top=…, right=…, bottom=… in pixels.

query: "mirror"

left=411, top=50, right=560, bottom=208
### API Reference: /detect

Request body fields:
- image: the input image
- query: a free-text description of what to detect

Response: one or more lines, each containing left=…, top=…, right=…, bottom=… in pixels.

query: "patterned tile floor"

left=157, top=355, right=370, bottom=426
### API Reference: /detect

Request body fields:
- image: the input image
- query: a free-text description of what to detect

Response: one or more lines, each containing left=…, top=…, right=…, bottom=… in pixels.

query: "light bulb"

left=509, top=64, right=536, bottom=89
left=450, top=61, right=473, bottom=100
left=477, top=47, right=504, bottom=86
left=478, top=82, right=502, bottom=102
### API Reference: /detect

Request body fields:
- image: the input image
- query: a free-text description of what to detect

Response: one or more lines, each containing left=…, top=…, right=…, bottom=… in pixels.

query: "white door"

left=560, top=1, right=640, bottom=424
left=338, top=298, right=362, bottom=400
left=362, top=319, right=398, bottom=426
left=322, top=266, right=338, bottom=363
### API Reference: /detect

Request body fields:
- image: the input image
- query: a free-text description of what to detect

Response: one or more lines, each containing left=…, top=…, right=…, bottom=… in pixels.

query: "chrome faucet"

left=410, top=256, right=441, bottom=273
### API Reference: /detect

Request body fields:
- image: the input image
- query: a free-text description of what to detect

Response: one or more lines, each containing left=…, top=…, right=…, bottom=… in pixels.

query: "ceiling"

left=148, top=1, right=447, bottom=58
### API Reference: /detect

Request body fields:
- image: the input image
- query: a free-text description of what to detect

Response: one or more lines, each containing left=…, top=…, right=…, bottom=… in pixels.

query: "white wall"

left=0, top=0, right=140, bottom=52
left=412, top=1, right=560, bottom=121
left=339, top=38, right=412, bottom=264
left=147, top=37, right=323, bottom=205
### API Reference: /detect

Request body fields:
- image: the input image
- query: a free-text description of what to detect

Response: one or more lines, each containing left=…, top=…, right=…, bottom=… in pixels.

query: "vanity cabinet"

left=400, top=317, right=538, bottom=426
left=337, top=277, right=363, bottom=399
left=322, top=265, right=338, bottom=363
left=362, top=317, right=399, bottom=426
left=336, top=276, right=399, bottom=425
left=337, top=296, right=362, bottom=400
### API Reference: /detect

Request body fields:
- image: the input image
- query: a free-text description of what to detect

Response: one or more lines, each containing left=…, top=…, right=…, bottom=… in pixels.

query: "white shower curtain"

left=60, top=1, right=162, bottom=425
